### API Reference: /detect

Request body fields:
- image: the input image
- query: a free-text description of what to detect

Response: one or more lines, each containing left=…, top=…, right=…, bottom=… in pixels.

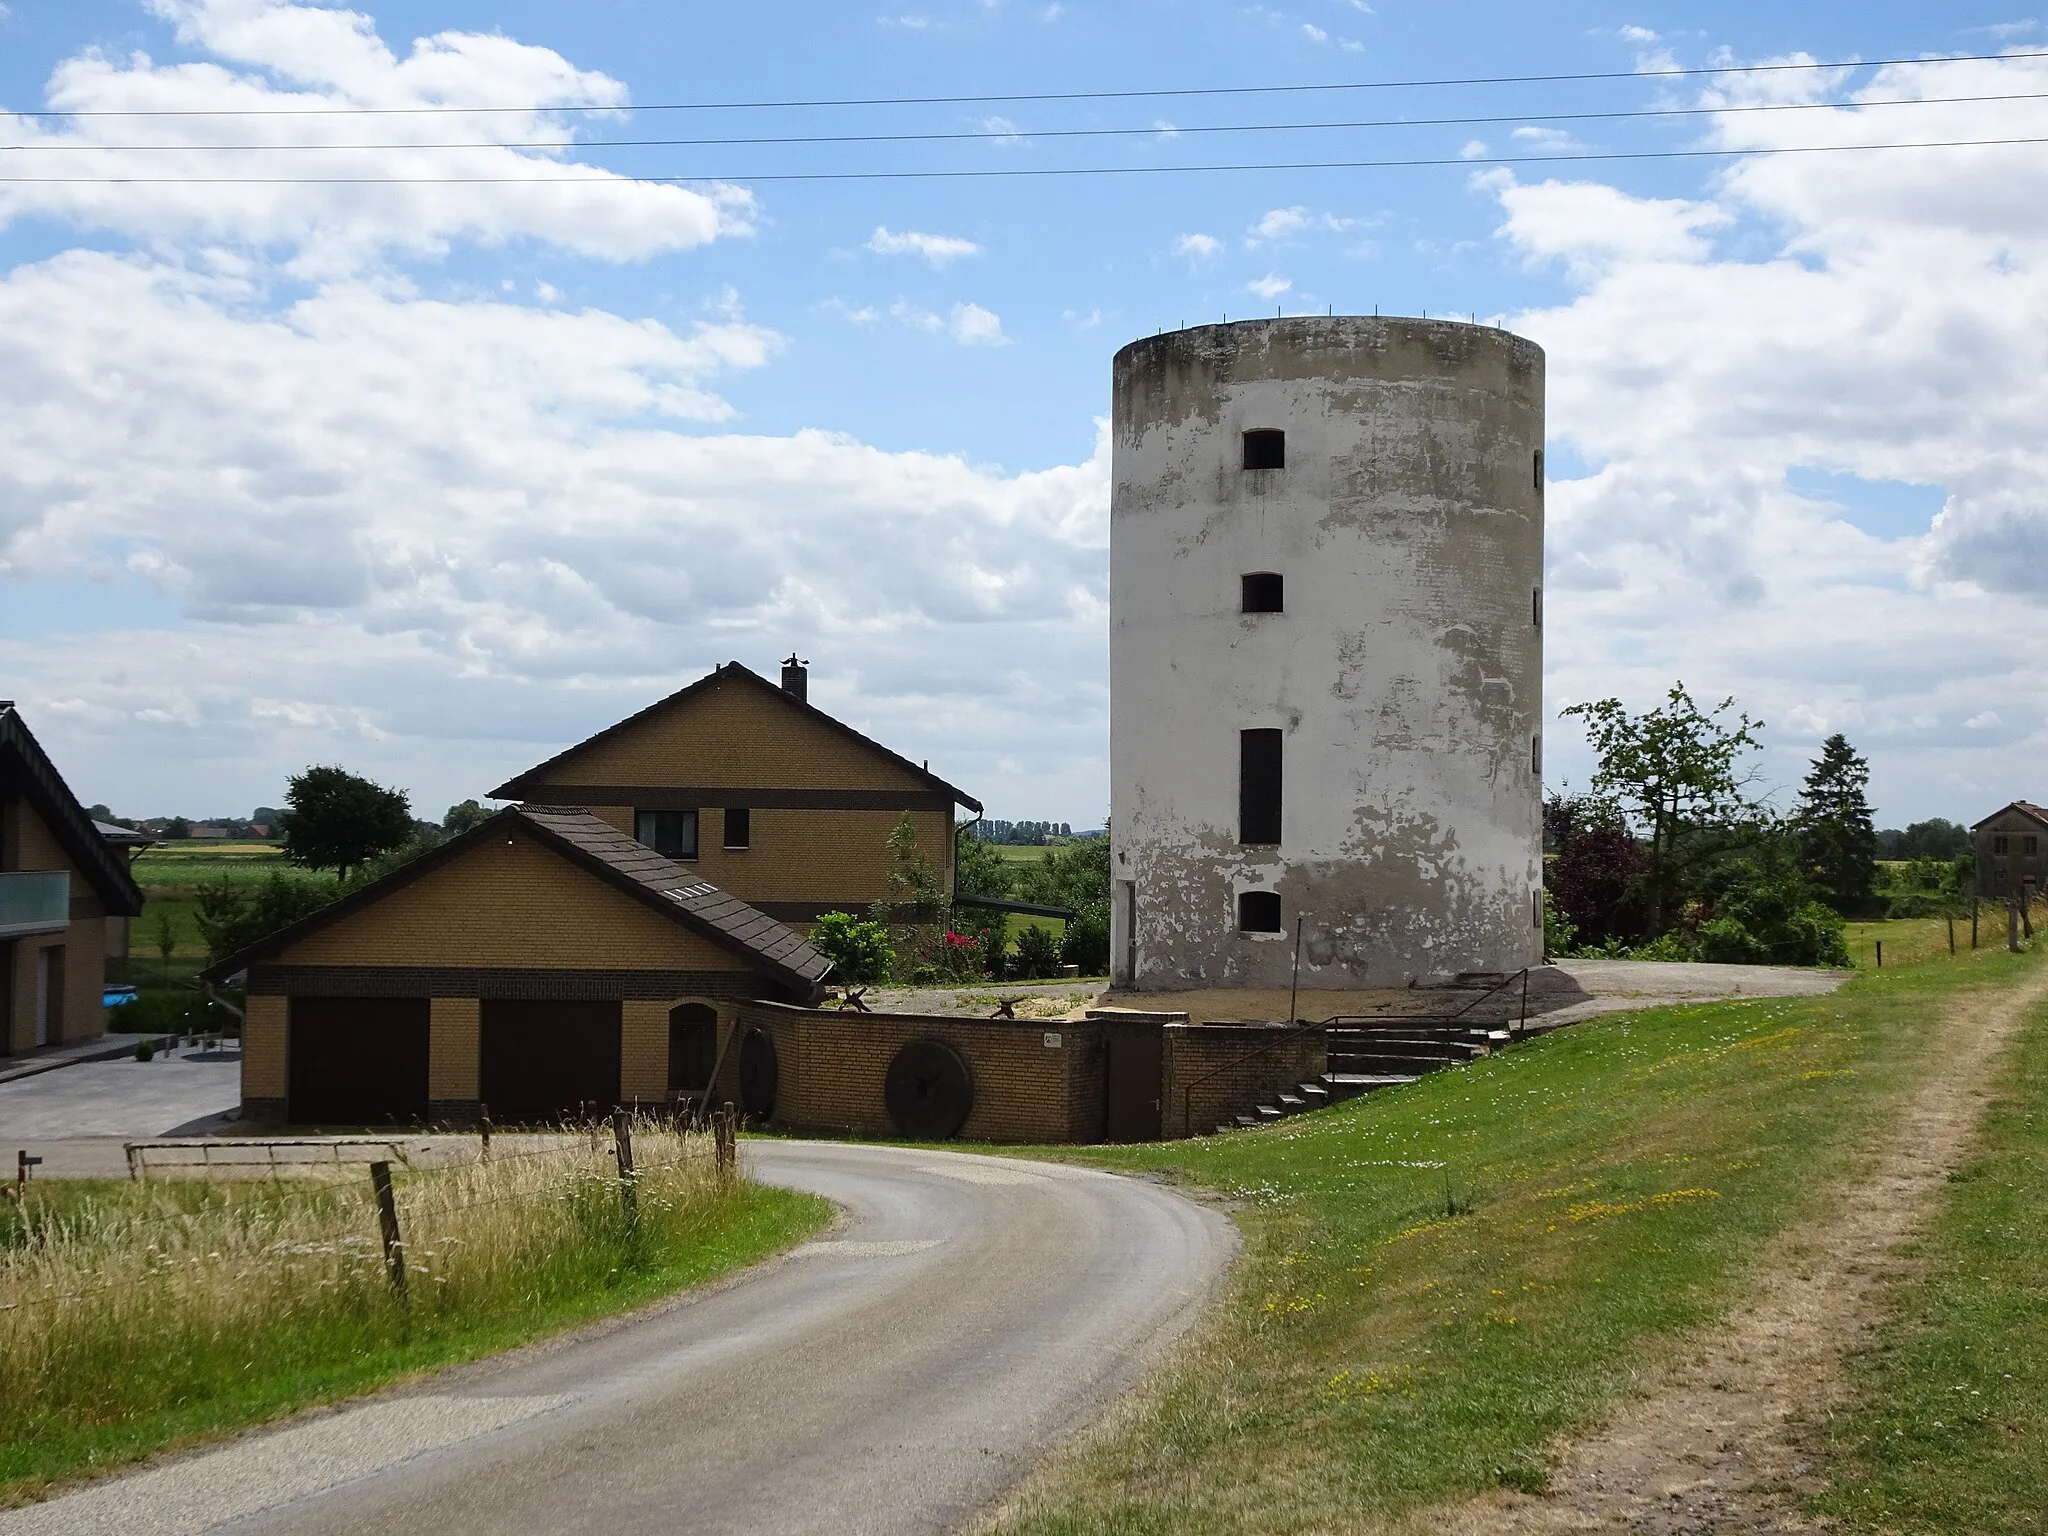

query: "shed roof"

left=0, top=706, right=144, bottom=916
left=489, top=661, right=981, bottom=813
left=203, top=806, right=831, bottom=996
left=1972, top=801, right=2048, bottom=832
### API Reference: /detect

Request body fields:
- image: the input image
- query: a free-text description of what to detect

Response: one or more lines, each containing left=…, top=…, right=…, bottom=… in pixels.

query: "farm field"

left=986, top=936, right=2045, bottom=1533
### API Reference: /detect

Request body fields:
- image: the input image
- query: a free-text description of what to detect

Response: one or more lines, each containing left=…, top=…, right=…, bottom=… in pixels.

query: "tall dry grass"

left=1, top=1120, right=766, bottom=1469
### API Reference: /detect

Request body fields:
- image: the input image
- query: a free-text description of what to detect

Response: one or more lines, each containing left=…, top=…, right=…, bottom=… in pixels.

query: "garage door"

left=287, top=996, right=430, bottom=1127
left=480, top=999, right=622, bottom=1125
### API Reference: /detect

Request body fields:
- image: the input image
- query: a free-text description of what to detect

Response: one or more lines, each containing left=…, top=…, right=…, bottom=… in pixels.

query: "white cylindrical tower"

left=1109, top=317, right=1545, bottom=992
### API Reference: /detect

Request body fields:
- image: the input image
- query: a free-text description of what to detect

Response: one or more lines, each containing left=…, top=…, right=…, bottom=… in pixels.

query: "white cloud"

left=948, top=301, right=1010, bottom=346
left=1461, top=139, right=1490, bottom=159
left=1176, top=232, right=1222, bottom=260
left=1249, top=206, right=1313, bottom=243
left=0, top=0, right=746, bottom=277
left=1616, top=24, right=1659, bottom=43
left=1497, top=49, right=2048, bottom=819
left=976, top=115, right=1029, bottom=147
left=1967, top=711, right=2004, bottom=729
left=1511, top=125, right=1588, bottom=153
left=866, top=225, right=983, bottom=266
left=1301, top=22, right=1328, bottom=43
left=1246, top=273, right=1291, bottom=298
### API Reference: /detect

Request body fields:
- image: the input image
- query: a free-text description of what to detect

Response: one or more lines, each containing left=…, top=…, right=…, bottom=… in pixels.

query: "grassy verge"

left=983, top=944, right=2040, bottom=1534
left=1843, top=912, right=1985, bottom=970
left=1809, top=992, right=2048, bottom=1533
left=1, top=1129, right=828, bottom=1504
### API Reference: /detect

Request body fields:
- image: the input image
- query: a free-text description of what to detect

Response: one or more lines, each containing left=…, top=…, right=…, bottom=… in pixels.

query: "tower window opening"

left=1532, top=734, right=1542, bottom=775
left=1242, top=572, right=1285, bottom=613
left=1238, top=891, right=1283, bottom=933
left=1534, top=447, right=1545, bottom=492
left=1240, top=728, right=1283, bottom=845
left=1242, top=429, right=1286, bottom=470
left=1533, top=586, right=1543, bottom=628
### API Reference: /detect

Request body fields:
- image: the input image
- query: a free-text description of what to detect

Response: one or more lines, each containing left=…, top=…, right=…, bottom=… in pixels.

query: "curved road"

left=5, top=1141, right=1236, bottom=1536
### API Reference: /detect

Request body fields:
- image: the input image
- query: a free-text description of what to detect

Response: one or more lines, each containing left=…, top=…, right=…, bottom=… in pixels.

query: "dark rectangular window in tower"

left=1242, top=572, right=1284, bottom=613
left=1242, top=429, right=1285, bottom=470
left=1238, top=891, right=1282, bottom=933
left=1240, top=728, right=1283, bottom=845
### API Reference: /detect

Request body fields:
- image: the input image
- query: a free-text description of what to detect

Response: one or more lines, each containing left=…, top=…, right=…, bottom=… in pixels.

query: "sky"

left=1, top=0, right=2045, bottom=831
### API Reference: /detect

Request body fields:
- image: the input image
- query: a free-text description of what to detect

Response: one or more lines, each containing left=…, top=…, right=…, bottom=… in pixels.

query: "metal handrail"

left=1176, top=968, right=1531, bottom=1135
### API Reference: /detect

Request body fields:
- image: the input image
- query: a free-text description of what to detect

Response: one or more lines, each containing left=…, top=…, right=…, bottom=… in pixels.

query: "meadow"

left=0, top=1122, right=828, bottom=1503
left=987, top=934, right=2042, bottom=1533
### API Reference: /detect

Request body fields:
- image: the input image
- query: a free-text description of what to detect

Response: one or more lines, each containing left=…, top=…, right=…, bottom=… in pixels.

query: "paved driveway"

left=0, top=1046, right=241, bottom=1168
left=0, top=1140, right=1237, bottom=1536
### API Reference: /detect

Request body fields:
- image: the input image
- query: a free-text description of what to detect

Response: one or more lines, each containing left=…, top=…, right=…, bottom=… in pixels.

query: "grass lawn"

left=991, top=844, right=1055, bottom=866
left=1810, top=989, right=2048, bottom=1533
left=1, top=1140, right=829, bottom=1504
left=1843, top=911, right=1997, bottom=970
left=984, top=942, right=2043, bottom=1534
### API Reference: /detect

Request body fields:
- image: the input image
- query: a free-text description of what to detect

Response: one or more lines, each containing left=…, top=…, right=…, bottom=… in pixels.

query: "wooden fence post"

left=1875, top=941, right=1883, bottom=968
left=612, top=1107, right=638, bottom=1230
left=715, top=1103, right=737, bottom=1179
left=1948, top=914, right=1956, bottom=955
left=479, top=1103, right=491, bottom=1162
left=369, top=1160, right=407, bottom=1300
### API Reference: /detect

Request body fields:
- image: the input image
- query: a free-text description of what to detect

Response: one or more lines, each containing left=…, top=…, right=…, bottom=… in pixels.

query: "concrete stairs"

left=1212, top=1023, right=1509, bottom=1134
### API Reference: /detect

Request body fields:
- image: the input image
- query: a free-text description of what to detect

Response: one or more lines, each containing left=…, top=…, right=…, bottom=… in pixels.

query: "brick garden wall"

left=1162, top=1023, right=1328, bottom=1138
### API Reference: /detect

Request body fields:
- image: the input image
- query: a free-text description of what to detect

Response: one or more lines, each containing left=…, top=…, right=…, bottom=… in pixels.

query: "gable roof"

left=202, top=806, right=832, bottom=997
left=0, top=707, right=145, bottom=917
left=488, top=662, right=981, bottom=813
left=1974, top=801, right=2048, bottom=833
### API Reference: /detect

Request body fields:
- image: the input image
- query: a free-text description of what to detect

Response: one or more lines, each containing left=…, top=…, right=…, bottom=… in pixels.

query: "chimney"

left=781, top=654, right=808, bottom=703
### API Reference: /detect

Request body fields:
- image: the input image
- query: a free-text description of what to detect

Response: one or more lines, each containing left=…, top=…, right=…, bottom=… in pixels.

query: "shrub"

left=194, top=872, right=336, bottom=966
left=1547, top=824, right=1649, bottom=947
left=111, top=989, right=237, bottom=1036
left=807, top=912, right=894, bottom=987
left=1014, top=925, right=1062, bottom=979
left=1541, top=890, right=1579, bottom=958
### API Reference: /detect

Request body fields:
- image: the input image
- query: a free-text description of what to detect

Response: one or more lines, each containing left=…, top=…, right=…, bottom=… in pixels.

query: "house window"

left=636, top=809, right=699, bottom=860
left=1242, top=429, right=1285, bottom=470
left=1238, top=891, right=1282, bottom=933
left=1994, top=835, right=2010, bottom=855
left=2028, top=835, right=2041, bottom=856
left=1242, top=572, right=1285, bottom=613
left=723, top=807, right=752, bottom=850
left=1240, top=728, right=1283, bottom=845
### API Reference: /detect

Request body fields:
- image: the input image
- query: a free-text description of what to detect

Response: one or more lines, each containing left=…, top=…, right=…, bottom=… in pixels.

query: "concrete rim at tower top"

left=1112, top=313, right=1543, bottom=371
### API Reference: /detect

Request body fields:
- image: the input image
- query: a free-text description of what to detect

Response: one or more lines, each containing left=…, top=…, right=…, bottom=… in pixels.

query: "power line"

left=0, top=134, right=2041, bottom=184
left=8, top=89, right=2045, bottom=153
left=6, top=48, right=2045, bottom=119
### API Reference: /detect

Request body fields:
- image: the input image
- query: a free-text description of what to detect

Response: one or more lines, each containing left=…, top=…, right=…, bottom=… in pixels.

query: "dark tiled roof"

left=203, top=806, right=829, bottom=997
left=517, top=807, right=830, bottom=986
left=489, top=661, right=981, bottom=813
left=0, top=708, right=144, bottom=916
left=1973, top=801, right=2048, bottom=832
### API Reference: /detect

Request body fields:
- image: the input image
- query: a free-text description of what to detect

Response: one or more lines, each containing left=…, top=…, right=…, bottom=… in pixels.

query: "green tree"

left=953, top=824, right=1013, bottom=899
left=807, top=911, right=894, bottom=987
left=277, top=766, right=414, bottom=881
left=1794, top=733, right=1878, bottom=914
left=194, top=871, right=336, bottom=965
left=443, top=799, right=493, bottom=835
left=1561, top=684, right=1764, bottom=933
left=1015, top=835, right=1112, bottom=974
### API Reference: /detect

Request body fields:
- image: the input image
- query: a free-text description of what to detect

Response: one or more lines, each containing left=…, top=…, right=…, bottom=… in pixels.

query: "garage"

left=287, top=996, right=430, bottom=1126
left=481, top=999, right=623, bottom=1124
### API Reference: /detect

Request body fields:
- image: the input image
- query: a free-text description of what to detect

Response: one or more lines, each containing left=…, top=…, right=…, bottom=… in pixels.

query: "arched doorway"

left=668, top=1003, right=720, bottom=1096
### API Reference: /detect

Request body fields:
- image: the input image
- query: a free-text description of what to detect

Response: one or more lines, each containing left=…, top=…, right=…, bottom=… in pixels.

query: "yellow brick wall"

left=535, top=672, right=935, bottom=792
left=4, top=797, right=69, bottom=871
left=578, top=806, right=951, bottom=908
left=276, top=829, right=739, bottom=971
left=243, top=995, right=288, bottom=1098
left=733, top=1005, right=1094, bottom=1144
left=429, top=997, right=481, bottom=1100
left=621, top=999, right=670, bottom=1103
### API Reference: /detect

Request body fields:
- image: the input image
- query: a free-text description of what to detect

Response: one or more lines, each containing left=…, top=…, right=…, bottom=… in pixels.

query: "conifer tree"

left=1795, top=733, right=1878, bottom=913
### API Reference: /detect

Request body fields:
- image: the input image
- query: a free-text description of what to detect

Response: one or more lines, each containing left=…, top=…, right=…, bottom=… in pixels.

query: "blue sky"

left=2, top=0, right=2046, bottom=829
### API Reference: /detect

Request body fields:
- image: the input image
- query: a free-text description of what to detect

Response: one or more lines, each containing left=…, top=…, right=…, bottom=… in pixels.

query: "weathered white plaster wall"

left=1109, top=317, right=1544, bottom=991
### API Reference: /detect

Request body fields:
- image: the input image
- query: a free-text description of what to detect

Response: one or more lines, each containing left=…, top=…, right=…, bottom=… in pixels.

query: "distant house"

left=1, top=705, right=146, bottom=1054
left=1972, top=802, right=2048, bottom=900
left=489, top=659, right=982, bottom=927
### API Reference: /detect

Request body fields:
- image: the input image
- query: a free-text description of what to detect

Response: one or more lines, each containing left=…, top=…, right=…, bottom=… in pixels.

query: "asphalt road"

left=2, top=1140, right=1236, bottom=1536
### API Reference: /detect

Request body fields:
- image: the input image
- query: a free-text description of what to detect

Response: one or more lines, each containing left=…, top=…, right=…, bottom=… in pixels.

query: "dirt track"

left=1421, top=963, right=2048, bottom=1535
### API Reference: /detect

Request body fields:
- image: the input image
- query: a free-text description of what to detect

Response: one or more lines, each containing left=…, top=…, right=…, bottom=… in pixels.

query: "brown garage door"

left=480, top=999, right=622, bottom=1125
left=288, top=996, right=431, bottom=1127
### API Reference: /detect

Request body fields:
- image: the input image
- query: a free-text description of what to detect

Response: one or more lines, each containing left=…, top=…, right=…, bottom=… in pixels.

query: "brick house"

left=205, top=806, right=829, bottom=1126
left=1, top=704, right=145, bottom=1055
left=488, top=659, right=982, bottom=927
left=1974, top=801, right=2048, bottom=901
